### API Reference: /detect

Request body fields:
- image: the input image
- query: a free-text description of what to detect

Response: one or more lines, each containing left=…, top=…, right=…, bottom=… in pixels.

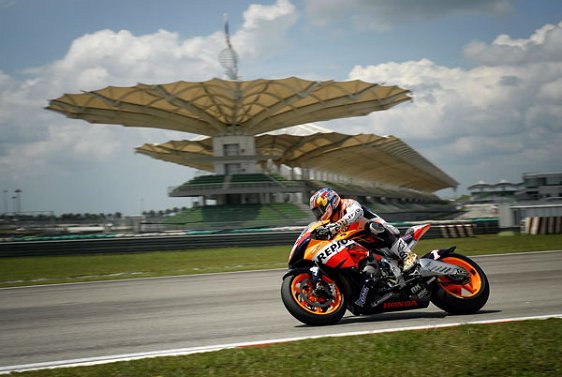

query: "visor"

left=312, top=207, right=324, bottom=220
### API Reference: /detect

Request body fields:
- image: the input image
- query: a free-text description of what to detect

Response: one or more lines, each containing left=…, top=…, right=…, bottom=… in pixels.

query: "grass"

left=1, top=234, right=561, bottom=288
left=9, top=318, right=562, bottom=377
left=0, top=246, right=288, bottom=288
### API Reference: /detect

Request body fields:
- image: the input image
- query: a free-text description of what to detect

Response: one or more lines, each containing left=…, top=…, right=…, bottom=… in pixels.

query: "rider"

left=309, top=187, right=418, bottom=275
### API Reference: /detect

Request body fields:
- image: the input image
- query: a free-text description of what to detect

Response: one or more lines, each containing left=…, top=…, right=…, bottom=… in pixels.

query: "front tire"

left=281, top=271, right=347, bottom=326
left=430, top=253, right=490, bottom=315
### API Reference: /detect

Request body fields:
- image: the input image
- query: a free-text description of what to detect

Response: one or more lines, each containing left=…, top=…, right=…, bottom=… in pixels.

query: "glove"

left=315, top=226, right=330, bottom=239
left=315, top=223, right=341, bottom=239
left=325, top=222, right=342, bottom=236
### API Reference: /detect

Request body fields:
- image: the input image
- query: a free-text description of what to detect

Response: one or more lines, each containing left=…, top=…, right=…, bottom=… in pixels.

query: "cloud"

left=0, top=0, right=298, bottom=214
left=346, top=21, right=562, bottom=185
left=464, top=21, right=562, bottom=65
left=32, top=28, right=224, bottom=93
left=0, top=26, right=222, bottom=183
left=234, top=0, right=298, bottom=59
left=304, top=0, right=513, bottom=30
left=1, top=0, right=560, bottom=215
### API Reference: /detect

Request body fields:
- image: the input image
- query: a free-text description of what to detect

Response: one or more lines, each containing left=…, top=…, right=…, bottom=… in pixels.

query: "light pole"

left=14, top=189, right=22, bottom=214
left=2, top=190, right=7, bottom=214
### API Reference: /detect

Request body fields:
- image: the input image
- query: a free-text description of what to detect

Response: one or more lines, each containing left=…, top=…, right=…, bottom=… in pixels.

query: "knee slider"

left=369, top=221, right=385, bottom=235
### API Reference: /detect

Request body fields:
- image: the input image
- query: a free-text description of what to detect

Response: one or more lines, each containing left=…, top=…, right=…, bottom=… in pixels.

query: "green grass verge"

left=1, top=234, right=561, bottom=288
left=9, top=318, right=562, bottom=377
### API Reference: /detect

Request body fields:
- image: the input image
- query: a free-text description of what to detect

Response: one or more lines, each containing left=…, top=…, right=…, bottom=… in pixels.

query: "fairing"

left=289, top=219, right=373, bottom=270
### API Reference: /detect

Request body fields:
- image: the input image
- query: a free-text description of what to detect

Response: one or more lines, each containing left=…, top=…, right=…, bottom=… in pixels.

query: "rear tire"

left=281, top=271, right=347, bottom=326
left=430, top=253, right=490, bottom=315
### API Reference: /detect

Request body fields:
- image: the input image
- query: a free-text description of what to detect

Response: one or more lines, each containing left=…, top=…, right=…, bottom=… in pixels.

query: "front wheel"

left=430, top=253, right=490, bottom=315
left=281, top=271, right=347, bottom=326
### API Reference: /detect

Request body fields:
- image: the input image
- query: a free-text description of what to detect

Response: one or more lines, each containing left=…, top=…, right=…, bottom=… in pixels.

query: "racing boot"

left=389, top=237, right=419, bottom=274
left=402, top=251, right=419, bottom=273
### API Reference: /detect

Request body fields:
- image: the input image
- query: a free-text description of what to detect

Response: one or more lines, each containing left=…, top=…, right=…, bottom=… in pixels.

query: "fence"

left=436, top=224, right=475, bottom=238
left=524, top=216, right=562, bottom=235
left=0, top=219, right=500, bottom=257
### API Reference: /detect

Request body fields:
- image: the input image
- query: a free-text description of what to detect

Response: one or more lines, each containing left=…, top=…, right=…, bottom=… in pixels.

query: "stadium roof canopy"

left=136, top=131, right=458, bottom=192
left=46, top=77, right=411, bottom=136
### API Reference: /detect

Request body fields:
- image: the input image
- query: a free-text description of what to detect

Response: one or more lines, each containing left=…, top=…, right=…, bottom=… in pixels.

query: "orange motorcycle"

left=281, top=218, right=490, bottom=326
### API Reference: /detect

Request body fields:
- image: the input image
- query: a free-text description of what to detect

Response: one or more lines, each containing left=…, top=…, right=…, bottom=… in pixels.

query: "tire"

left=281, top=271, right=347, bottom=326
left=430, top=253, right=490, bottom=315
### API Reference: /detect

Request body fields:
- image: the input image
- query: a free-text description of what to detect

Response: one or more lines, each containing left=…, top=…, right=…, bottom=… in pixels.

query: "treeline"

left=1, top=207, right=191, bottom=221
left=142, top=207, right=188, bottom=217
left=0, top=212, right=123, bottom=221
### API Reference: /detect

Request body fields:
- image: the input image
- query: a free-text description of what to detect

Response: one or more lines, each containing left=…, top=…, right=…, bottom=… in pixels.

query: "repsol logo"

left=314, top=239, right=352, bottom=264
left=383, top=300, right=418, bottom=309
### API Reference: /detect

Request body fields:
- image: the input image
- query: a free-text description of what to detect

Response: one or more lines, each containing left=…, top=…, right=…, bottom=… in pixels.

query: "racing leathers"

left=319, top=198, right=418, bottom=274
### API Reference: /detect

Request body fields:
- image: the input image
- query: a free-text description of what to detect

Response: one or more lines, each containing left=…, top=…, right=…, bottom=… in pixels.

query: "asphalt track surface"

left=1, top=250, right=561, bottom=373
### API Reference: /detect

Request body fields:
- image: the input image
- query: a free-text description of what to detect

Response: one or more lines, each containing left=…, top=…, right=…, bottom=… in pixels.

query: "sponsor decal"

left=383, top=300, right=419, bottom=309
left=314, top=239, right=353, bottom=264
left=354, top=285, right=370, bottom=307
left=317, top=196, right=328, bottom=207
left=410, top=284, right=423, bottom=295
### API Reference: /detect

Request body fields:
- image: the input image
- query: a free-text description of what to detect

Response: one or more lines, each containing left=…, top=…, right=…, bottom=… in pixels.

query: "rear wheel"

left=281, top=271, right=347, bottom=326
left=430, top=253, right=490, bottom=315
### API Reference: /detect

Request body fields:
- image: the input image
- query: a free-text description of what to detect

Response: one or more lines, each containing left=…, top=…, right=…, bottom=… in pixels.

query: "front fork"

left=301, top=265, right=338, bottom=300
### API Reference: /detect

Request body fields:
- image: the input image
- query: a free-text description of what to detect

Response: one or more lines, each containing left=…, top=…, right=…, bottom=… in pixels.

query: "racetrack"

left=1, top=250, right=561, bottom=373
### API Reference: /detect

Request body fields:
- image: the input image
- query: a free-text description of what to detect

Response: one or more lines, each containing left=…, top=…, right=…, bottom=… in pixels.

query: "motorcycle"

left=281, top=218, right=490, bottom=326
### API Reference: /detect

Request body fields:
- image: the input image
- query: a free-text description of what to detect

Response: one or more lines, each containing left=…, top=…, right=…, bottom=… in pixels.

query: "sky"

left=1, top=0, right=561, bottom=216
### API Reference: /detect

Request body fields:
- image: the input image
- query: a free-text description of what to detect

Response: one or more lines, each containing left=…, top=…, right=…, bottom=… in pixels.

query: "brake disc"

left=296, top=278, right=332, bottom=309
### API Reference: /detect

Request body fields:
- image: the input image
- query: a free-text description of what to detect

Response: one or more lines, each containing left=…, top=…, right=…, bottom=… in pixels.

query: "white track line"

left=1, top=313, right=561, bottom=375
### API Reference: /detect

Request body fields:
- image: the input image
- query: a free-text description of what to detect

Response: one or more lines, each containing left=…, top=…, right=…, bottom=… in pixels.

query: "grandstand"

left=142, top=124, right=458, bottom=225
left=162, top=164, right=454, bottom=228
left=163, top=202, right=313, bottom=230
left=48, top=77, right=458, bottom=228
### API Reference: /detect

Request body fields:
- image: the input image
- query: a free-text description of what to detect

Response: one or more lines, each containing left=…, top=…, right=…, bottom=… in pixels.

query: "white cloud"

left=0, top=0, right=298, bottom=214
left=0, top=26, right=222, bottom=184
left=234, top=0, right=298, bottom=59
left=1, top=0, right=560, bottom=214
left=304, top=0, right=513, bottom=30
left=347, top=21, right=562, bottom=185
left=464, top=21, right=562, bottom=65
left=35, top=28, right=224, bottom=93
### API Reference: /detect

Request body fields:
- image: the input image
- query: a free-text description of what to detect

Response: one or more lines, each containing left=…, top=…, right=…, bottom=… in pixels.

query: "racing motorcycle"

left=281, top=218, right=489, bottom=326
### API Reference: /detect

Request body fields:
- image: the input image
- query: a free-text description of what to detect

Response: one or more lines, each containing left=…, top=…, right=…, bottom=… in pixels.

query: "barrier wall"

left=0, top=219, right=500, bottom=257
left=437, top=224, right=475, bottom=238
left=524, top=216, right=562, bottom=235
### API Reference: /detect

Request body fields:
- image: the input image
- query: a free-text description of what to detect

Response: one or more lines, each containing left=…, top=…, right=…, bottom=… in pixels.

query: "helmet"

left=309, top=188, right=341, bottom=221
